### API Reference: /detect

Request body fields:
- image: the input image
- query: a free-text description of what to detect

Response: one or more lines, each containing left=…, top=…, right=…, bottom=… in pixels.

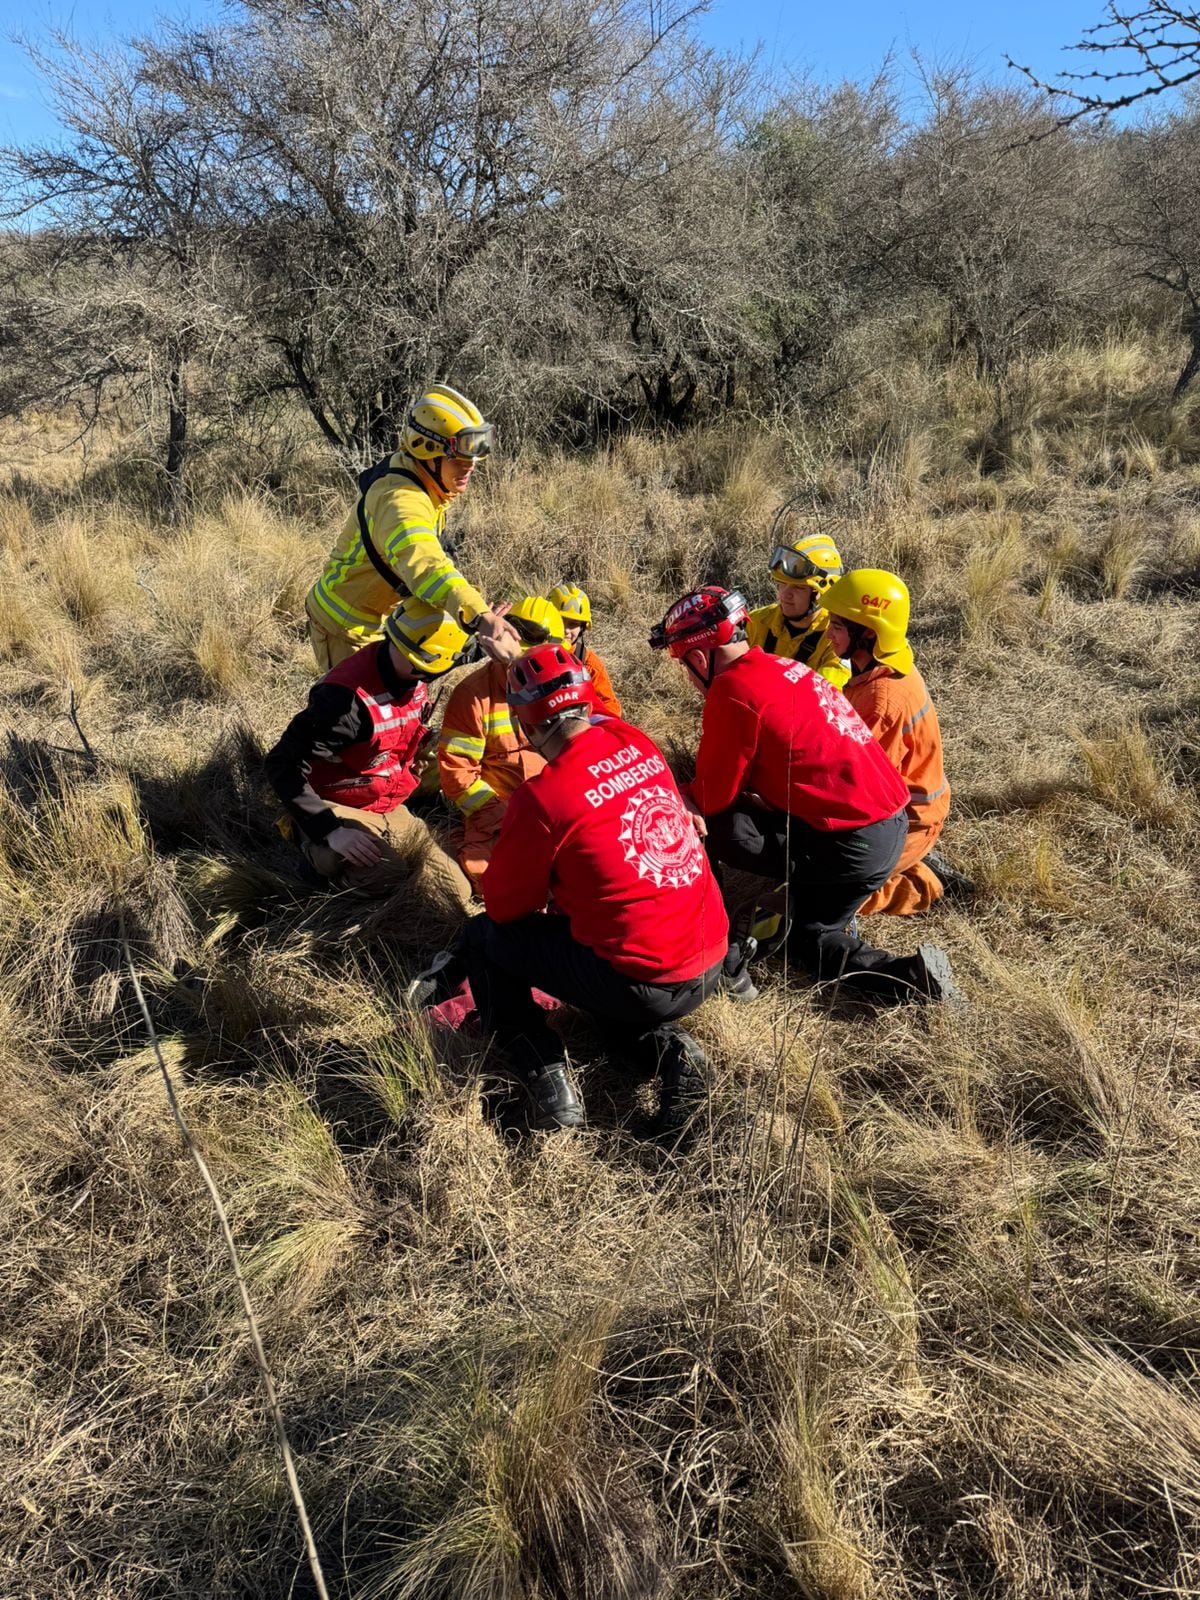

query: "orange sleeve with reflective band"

left=584, top=648, right=622, bottom=717
left=437, top=671, right=495, bottom=815
left=845, top=669, right=949, bottom=828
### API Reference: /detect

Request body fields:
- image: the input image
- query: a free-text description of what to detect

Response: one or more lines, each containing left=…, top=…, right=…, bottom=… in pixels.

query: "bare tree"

left=1009, top=3, right=1200, bottom=121
left=144, top=0, right=749, bottom=460
left=0, top=33, right=239, bottom=502
left=889, top=72, right=1104, bottom=450
left=1104, top=106, right=1200, bottom=394
left=746, top=74, right=906, bottom=407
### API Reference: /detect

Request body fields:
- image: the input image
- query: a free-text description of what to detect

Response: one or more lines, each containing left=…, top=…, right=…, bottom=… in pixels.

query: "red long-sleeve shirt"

left=484, top=718, right=729, bottom=982
left=690, top=648, right=908, bottom=830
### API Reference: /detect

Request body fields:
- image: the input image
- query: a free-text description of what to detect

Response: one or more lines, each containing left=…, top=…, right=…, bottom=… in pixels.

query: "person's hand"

left=476, top=606, right=522, bottom=663
left=682, top=792, right=708, bottom=839
left=325, top=824, right=382, bottom=867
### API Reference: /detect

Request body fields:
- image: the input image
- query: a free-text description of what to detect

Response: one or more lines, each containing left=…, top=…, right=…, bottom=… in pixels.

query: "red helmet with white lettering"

left=506, top=643, right=596, bottom=728
left=649, top=586, right=749, bottom=658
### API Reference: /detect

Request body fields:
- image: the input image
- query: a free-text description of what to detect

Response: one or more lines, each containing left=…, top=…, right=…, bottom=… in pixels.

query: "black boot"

left=404, top=949, right=467, bottom=1007
left=906, top=943, right=964, bottom=1006
left=515, top=1059, right=584, bottom=1132
left=925, top=848, right=976, bottom=901
left=721, top=937, right=760, bottom=1003
left=647, top=1029, right=710, bottom=1145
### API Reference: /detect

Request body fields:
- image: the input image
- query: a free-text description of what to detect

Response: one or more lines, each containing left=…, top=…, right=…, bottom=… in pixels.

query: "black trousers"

left=706, top=804, right=922, bottom=1002
left=461, top=912, right=722, bottom=1071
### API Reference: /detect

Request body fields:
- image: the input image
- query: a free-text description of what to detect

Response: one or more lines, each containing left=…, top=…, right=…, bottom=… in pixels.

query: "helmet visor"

left=509, top=612, right=553, bottom=646
left=768, top=544, right=831, bottom=584
left=445, top=423, right=494, bottom=460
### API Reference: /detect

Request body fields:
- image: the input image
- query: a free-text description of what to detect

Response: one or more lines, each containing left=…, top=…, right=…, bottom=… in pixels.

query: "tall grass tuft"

left=1074, top=720, right=1180, bottom=825
left=364, top=1303, right=661, bottom=1600
left=43, top=521, right=137, bottom=626
left=964, top=514, right=1025, bottom=639
left=1095, top=512, right=1146, bottom=600
left=1036, top=523, right=1081, bottom=618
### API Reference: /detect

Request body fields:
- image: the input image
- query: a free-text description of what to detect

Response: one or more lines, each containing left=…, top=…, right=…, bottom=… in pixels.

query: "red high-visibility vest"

left=306, top=647, right=429, bottom=813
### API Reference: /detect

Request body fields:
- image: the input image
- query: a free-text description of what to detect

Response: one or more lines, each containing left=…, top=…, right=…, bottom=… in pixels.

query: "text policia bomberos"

left=583, top=742, right=667, bottom=809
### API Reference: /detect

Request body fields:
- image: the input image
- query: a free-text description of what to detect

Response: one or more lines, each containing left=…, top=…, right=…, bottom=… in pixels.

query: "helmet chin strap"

left=843, top=620, right=878, bottom=664
left=685, top=649, right=718, bottom=690
left=784, top=588, right=816, bottom=627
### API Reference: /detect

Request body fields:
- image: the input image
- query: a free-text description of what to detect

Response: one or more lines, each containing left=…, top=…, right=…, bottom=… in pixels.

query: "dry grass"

left=962, top=513, right=1026, bottom=641
left=1094, top=509, right=1147, bottom=600
left=2, top=344, right=1199, bottom=1600
left=1073, top=718, right=1183, bottom=826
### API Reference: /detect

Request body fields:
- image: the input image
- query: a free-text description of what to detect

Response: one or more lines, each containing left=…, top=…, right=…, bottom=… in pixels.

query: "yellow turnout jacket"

left=307, top=453, right=488, bottom=645
left=746, top=603, right=850, bottom=689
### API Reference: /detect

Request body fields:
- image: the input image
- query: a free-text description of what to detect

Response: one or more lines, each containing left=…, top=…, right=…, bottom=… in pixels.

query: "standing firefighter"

left=547, top=581, right=623, bottom=717
left=651, top=586, right=961, bottom=1005
left=265, top=597, right=474, bottom=904
left=746, top=511, right=850, bottom=689
left=438, top=596, right=566, bottom=889
left=458, top=644, right=728, bottom=1136
left=305, top=383, right=517, bottom=670
left=823, top=569, right=953, bottom=915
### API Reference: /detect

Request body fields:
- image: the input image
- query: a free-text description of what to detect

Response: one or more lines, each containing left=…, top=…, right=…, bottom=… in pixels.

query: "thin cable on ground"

left=120, top=919, right=332, bottom=1600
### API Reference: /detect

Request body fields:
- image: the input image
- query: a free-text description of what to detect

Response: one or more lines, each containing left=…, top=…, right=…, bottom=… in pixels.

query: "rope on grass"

left=120, top=918, right=332, bottom=1600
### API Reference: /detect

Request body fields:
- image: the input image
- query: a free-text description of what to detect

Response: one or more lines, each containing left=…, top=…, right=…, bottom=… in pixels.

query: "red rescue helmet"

left=649, top=586, right=749, bottom=658
left=506, top=643, right=596, bottom=728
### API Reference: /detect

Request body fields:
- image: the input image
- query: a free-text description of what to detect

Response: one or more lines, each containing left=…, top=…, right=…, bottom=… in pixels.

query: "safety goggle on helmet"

left=767, top=536, right=844, bottom=591
left=506, top=596, right=566, bottom=649
left=384, top=604, right=481, bottom=678
left=404, top=384, right=495, bottom=462
left=649, top=587, right=750, bottom=657
left=408, top=419, right=494, bottom=460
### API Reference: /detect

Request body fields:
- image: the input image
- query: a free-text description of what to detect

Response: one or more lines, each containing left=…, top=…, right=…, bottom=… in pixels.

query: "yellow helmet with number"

left=507, top=596, right=566, bottom=650
left=768, top=531, right=844, bottom=592
left=402, top=383, right=494, bottom=463
left=384, top=597, right=473, bottom=677
left=823, top=569, right=913, bottom=675
left=548, top=582, right=591, bottom=628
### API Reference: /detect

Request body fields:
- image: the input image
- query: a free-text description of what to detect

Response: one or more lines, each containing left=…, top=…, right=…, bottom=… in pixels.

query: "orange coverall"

left=581, top=645, right=622, bottom=718
left=437, top=658, right=546, bottom=887
left=843, top=664, right=950, bottom=916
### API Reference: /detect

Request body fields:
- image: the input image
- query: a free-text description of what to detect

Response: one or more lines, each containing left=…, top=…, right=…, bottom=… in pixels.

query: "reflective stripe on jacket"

left=437, top=658, right=545, bottom=815
left=842, top=663, right=950, bottom=831
left=305, top=646, right=430, bottom=813
left=307, top=453, right=488, bottom=643
left=745, top=603, right=850, bottom=689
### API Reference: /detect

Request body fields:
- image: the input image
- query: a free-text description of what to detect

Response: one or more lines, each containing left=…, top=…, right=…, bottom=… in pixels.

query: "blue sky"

left=0, top=0, right=1121, bottom=144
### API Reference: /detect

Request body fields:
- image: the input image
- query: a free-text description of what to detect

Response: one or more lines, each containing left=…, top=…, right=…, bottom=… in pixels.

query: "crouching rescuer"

left=822, top=569, right=954, bottom=915
left=453, top=643, right=729, bottom=1135
left=437, top=595, right=566, bottom=889
left=650, top=586, right=961, bottom=1005
left=547, top=581, right=623, bottom=717
left=265, top=597, right=474, bottom=904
